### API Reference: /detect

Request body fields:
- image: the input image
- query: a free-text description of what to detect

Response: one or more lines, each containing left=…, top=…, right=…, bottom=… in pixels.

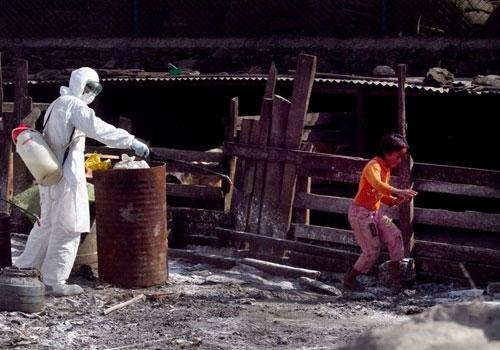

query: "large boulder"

left=342, top=302, right=500, bottom=350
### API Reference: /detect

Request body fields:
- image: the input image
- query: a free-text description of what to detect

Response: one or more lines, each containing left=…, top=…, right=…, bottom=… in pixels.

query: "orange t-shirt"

left=353, top=157, right=396, bottom=211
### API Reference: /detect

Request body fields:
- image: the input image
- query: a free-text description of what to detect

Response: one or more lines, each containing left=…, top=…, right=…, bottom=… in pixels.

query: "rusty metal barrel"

left=93, top=162, right=167, bottom=288
left=0, top=213, right=12, bottom=268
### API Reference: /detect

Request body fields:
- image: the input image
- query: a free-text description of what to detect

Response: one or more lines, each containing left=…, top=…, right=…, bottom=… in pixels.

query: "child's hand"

left=393, top=188, right=418, bottom=201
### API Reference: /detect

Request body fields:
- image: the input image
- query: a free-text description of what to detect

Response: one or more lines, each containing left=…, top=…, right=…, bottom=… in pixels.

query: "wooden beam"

left=167, top=183, right=223, bottom=200
left=294, top=192, right=351, bottom=214
left=259, top=96, right=290, bottom=237
left=294, top=176, right=311, bottom=226
left=413, top=240, right=500, bottom=266
left=414, top=179, right=500, bottom=199
left=216, top=227, right=359, bottom=260
left=223, top=97, right=239, bottom=211
left=413, top=162, right=500, bottom=189
left=293, top=224, right=357, bottom=246
left=169, top=248, right=238, bottom=270
left=151, top=147, right=224, bottom=163
left=397, top=64, right=407, bottom=138
left=415, top=257, right=500, bottom=283
left=168, top=207, right=230, bottom=226
left=413, top=207, right=500, bottom=232
left=0, top=52, right=8, bottom=213
left=241, top=258, right=321, bottom=279
left=279, top=54, right=317, bottom=238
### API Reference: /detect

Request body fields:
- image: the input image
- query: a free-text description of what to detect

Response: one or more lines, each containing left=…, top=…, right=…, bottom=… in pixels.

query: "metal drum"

left=93, top=162, right=167, bottom=288
left=0, top=213, right=12, bottom=268
left=0, top=267, right=45, bottom=313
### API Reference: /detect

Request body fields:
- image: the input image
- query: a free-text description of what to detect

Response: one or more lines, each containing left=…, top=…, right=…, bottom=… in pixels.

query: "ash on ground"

left=1, top=236, right=498, bottom=349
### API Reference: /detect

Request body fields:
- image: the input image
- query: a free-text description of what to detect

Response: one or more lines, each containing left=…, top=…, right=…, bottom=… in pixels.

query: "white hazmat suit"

left=15, top=67, right=149, bottom=296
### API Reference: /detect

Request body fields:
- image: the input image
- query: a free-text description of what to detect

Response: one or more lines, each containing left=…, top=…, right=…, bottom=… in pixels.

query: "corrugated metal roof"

left=3, top=74, right=499, bottom=95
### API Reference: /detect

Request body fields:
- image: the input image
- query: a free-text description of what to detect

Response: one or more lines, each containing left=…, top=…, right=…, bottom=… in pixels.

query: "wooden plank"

left=216, top=227, right=359, bottom=261
left=413, top=208, right=500, bottom=232
left=247, top=64, right=278, bottom=233
left=397, top=64, right=414, bottom=257
left=169, top=248, right=238, bottom=270
left=414, top=179, right=500, bottom=199
left=286, top=54, right=317, bottom=150
left=168, top=207, right=230, bottom=226
left=259, top=96, right=290, bottom=237
left=287, top=251, right=357, bottom=274
left=413, top=240, right=500, bottom=266
left=397, top=64, right=407, bottom=138
left=293, top=224, right=358, bottom=246
left=415, top=257, right=500, bottom=283
left=151, top=147, right=223, bottom=163
left=294, top=177, right=311, bottom=226
left=167, top=183, right=223, bottom=200
left=0, top=52, right=8, bottom=213
left=231, top=119, right=254, bottom=231
left=294, top=192, right=351, bottom=214
left=223, top=97, right=239, bottom=211
left=279, top=54, right=317, bottom=239
left=413, top=162, right=500, bottom=188
left=298, top=168, right=361, bottom=184
left=240, top=258, right=321, bottom=279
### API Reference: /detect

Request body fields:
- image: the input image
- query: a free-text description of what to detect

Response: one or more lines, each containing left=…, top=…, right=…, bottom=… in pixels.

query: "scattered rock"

left=399, top=305, right=424, bottom=315
left=343, top=302, right=500, bottom=350
left=344, top=292, right=377, bottom=301
left=448, top=289, right=484, bottom=299
left=424, top=67, right=455, bottom=87
left=372, top=65, right=396, bottom=77
left=486, top=283, right=500, bottom=296
left=472, top=75, right=500, bottom=88
left=298, top=277, right=342, bottom=296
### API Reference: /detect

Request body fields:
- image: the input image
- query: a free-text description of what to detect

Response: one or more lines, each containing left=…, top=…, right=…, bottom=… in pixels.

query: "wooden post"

left=397, top=64, right=414, bottom=257
left=223, top=97, right=238, bottom=212
left=12, top=59, right=33, bottom=232
left=0, top=52, right=9, bottom=213
left=278, top=54, right=317, bottom=238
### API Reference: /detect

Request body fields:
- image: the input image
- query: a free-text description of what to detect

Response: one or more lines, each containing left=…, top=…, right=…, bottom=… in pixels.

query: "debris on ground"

left=424, top=67, right=455, bottom=86
left=343, top=302, right=500, bottom=350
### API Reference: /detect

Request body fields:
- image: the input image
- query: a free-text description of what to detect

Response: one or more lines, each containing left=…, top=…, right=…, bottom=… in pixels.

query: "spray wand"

left=0, top=198, right=41, bottom=226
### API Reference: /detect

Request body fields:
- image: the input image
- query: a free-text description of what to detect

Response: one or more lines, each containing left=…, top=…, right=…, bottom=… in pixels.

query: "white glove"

left=131, top=139, right=150, bottom=158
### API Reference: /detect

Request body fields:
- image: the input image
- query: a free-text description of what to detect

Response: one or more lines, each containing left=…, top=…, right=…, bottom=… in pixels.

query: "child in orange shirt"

left=343, top=133, right=417, bottom=293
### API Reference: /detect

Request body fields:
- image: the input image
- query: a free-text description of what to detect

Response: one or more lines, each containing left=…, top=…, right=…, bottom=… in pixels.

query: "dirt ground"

left=1, top=237, right=495, bottom=350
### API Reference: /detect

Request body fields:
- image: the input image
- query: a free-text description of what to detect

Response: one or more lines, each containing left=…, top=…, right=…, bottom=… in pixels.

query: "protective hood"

left=60, top=67, right=100, bottom=104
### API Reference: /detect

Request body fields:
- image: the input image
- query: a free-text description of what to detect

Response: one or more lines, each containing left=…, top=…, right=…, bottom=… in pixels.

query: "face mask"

left=81, top=93, right=95, bottom=105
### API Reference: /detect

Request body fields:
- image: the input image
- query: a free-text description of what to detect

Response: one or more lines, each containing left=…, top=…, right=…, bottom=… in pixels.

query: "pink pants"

left=348, top=204, right=403, bottom=274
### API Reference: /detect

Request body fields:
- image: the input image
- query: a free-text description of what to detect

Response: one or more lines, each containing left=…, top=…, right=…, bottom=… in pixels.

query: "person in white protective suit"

left=15, top=67, right=149, bottom=297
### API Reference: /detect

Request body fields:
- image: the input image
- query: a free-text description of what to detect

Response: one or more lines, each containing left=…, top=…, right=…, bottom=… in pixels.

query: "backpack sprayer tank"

left=12, top=126, right=63, bottom=186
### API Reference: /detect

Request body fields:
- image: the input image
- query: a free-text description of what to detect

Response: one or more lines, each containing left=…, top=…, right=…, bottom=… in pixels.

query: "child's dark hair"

left=377, top=133, right=409, bottom=157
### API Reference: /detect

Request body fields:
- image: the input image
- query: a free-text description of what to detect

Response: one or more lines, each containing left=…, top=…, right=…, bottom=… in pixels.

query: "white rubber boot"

left=45, top=283, right=83, bottom=297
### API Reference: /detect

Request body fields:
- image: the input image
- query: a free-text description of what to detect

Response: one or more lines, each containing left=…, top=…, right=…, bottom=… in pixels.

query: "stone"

left=448, top=289, right=485, bottom=299
left=343, top=302, right=500, bottom=350
left=378, top=258, right=416, bottom=287
left=486, top=283, right=500, bottom=295
left=424, top=67, right=455, bottom=87
left=344, top=292, right=377, bottom=301
left=372, top=65, right=396, bottom=77
left=473, top=75, right=500, bottom=88
left=298, top=277, right=342, bottom=296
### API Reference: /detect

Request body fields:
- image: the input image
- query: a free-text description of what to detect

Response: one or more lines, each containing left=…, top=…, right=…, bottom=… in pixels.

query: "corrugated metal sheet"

left=4, top=74, right=499, bottom=95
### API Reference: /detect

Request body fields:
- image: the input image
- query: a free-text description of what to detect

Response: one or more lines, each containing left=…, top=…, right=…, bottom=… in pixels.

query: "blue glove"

left=131, top=139, right=150, bottom=158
